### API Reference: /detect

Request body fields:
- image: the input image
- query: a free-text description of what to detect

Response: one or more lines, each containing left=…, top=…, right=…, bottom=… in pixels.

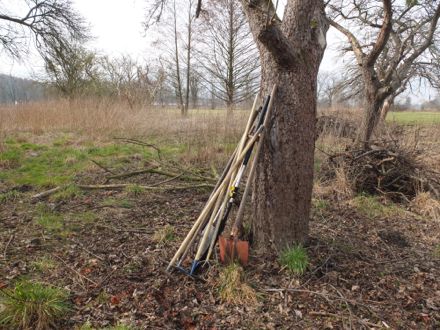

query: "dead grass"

left=410, top=192, right=440, bottom=221
left=0, top=99, right=248, bottom=169
left=0, top=98, right=247, bottom=142
left=216, top=263, right=258, bottom=305
left=314, top=167, right=353, bottom=201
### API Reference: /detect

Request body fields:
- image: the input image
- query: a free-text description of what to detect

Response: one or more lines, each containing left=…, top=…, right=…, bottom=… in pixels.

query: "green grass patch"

left=51, top=184, right=82, bottom=202
left=0, top=190, right=21, bottom=204
left=35, top=204, right=64, bottom=231
left=102, top=198, right=134, bottom=209
left=124, top=184, right=145, bottom=196
left=387, top=111, right=440, bottom=125
left=351, top=194, right=403, bottom=219
left=0, top=140, right=152, bottom=187
left=31, top=256, right=57, bottom=272
left=279, top=245, right=309, bottom=275
left=312, top=198, right=329, bottom=215
left=0, top=280, right=70, bottom=330
left=434, top=244, right=440, bottom=258
left=74, top=211, right=98, bottom=223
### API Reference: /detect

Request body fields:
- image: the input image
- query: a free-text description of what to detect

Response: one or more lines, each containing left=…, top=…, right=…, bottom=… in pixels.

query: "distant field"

left=387, top=111, right=440, bottom=124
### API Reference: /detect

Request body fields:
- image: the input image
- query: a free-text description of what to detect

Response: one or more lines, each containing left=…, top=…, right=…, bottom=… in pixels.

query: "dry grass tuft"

left=153, top=225, right=175, bottom=244
left=410, top=192, right=440, bottom=221
left=315, top=167, right=353, bottom=201
left=216, top=263, right=258, bottom=305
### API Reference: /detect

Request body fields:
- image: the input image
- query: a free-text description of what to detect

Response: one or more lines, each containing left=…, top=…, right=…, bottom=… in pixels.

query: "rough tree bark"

left=241, top=0, right=328, bottom=252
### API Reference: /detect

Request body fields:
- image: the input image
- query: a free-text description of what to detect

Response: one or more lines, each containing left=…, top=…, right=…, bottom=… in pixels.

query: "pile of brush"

left=321, top=139, right=440, bottom=203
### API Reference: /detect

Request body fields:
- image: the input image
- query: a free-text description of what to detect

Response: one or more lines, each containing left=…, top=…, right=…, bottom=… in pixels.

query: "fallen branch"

left=77, top=183, right=213, bottom=191
left=90, top=159, right=115, bottom=175
left=106, top=166, right=159, bottom=180
left=31, top=182, right=213, bottom=200
left=52, top=254, right=98, bottom=286
left=114, top=137, right=162, bottom=160
left=3, top=233, right=14, bottom=260
left=31, top=186, right=63, bottom=200
left=148, top=173, right=184, bottom=187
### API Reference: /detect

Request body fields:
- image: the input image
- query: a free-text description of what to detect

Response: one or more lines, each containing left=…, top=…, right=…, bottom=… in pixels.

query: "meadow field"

left=1, top=100, right=439, bottom=329
left=387, top=111, right=440, bottom=124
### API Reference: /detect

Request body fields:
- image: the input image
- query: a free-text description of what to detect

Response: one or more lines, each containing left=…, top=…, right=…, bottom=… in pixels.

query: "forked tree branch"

left=365, top=0, right=392, bottom=66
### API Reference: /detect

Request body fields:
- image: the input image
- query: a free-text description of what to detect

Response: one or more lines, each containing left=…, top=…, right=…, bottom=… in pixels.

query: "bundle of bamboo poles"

left=167, top=86, right=276, bottom=275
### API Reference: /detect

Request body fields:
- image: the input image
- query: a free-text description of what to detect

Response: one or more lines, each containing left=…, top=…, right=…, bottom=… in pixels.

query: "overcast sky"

left=0, top=0, right=341, bottom=76
left=0, top=0, right=435, bottom=102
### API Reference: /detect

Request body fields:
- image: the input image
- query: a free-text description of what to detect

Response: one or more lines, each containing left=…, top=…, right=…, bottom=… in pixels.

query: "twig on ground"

left=106, top=166, right=159, bottom=181
left=148, top=173, right=184, bottom=187
left=32, top=183, right=212, bottom=199
left=78, top=183, right=213, bottom=191
left=31, top=186, right=63, bottom=200
left=52, top=254, right=98, bottom=286
left=90, top=159, right=115, bottom=175
left=3, top=234, right=14, bottom=260
left=69, top=239, right=105, bottom=262
left=114, top=137, right=162, bottom=160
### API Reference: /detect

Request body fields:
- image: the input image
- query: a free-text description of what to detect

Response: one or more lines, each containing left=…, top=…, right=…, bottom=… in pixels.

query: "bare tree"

left=146, top=0, right=328, bottom=250
left=189, top=68, right=201, bottom=108
left=328, top=0, right=440, bottom=145
left=0, top=0, right=87, bottom=60
left=196, top=0, right=260, bottom=111
left=318, top=71, right=344, bottom=107
left=44, top=44, right=99, bottom=99
left=100, top=55, right=165, bottom=108
left=148, top=0, right=196, bottom=114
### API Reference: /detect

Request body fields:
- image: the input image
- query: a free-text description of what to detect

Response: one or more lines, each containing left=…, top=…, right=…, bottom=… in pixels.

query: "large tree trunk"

left=357, top=69, right=387, bottom=147
left=245, top=1, right=328, bottom=252
left=358, top=95, right=384, bottom=146
left=252, top=58, right=320, bottom=250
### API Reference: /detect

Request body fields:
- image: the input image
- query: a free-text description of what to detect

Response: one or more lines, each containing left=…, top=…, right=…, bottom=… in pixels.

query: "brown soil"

left=1, top=172, right=440, bottom=329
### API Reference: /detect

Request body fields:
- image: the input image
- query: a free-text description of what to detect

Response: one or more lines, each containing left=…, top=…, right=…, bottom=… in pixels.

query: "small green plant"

left=434, top=244, right=440, bottom=258
left=124, top=184, right=145, bottom=196
left=76, top=211, right=97, bottom=223
left=119, top=199, right=134, bottom=209
left=242, top=222, right=252, bottom=240
left=0, top=280, right=70, bottom=329
left=51, top=185, right=82, bottom=202
left=78, top=321, right=95, bottom=330
left=0, top=190, right=21, bottom=204
left=31, top=256, right=57, bottom=272
left=279, top=245, right=309, bottom=275
left=102, top=198, right=133, bottom=209
left=37, top=211, right=64, bottom=231
left=312, top=198, right=329, bottom=216
left=153, top=225, right=175, bottom=244
left=94, top=290, right=110, bottom=305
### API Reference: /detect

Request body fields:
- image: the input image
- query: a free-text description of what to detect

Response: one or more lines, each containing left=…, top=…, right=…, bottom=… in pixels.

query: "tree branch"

left=257, top=25, right=297, bottom=68
left=365, top=0, right=392, bottom=66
